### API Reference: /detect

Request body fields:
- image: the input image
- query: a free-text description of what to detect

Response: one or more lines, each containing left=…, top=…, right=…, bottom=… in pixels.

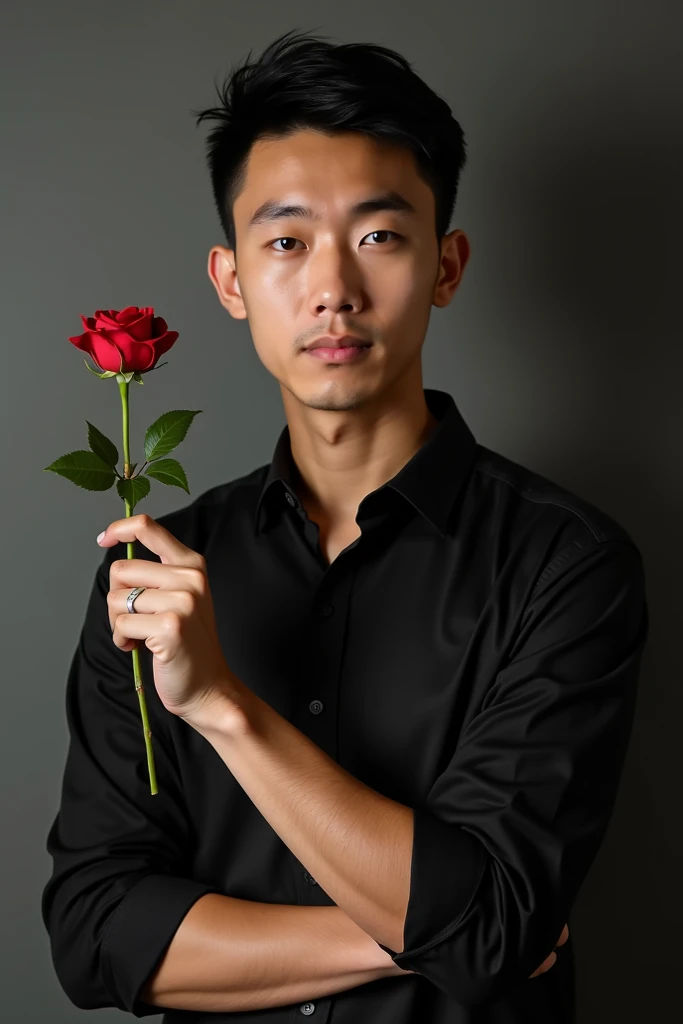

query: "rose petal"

left=130, top=341, right=157, bottom=371
left=117, top=306, right=146, bottom=325
left=151, top=330, right=178, bottom=361
left=126, top=311, right=155, bottom=341
left=94, top=310, right=121, bottom=330
left=89, top=332, right=125, bottom=372
left=67, top=330, right=120, bottom=372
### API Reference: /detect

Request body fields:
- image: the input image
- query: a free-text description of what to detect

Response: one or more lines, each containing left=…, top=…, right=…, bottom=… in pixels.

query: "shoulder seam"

left=531, top=536, right=640, bottom=598
left=473, top=462, right=605, bottom=541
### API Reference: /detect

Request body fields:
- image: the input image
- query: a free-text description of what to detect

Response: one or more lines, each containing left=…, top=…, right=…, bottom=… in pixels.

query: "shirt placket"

left=286, top=499, right=364, bottom=1023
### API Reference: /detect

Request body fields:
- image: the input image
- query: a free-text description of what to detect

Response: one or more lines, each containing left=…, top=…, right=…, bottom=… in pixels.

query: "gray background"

left=2, top=1, right=680, bottom=1020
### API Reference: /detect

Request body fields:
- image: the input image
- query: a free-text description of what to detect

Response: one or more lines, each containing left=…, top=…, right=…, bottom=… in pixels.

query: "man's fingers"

left=528, top=923, right=570, bottom=979
left=529, top=951, right=557, bottom=978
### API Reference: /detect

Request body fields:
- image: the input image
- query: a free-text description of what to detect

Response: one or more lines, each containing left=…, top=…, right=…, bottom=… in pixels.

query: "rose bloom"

left=68, top=305, right=179, bottom=373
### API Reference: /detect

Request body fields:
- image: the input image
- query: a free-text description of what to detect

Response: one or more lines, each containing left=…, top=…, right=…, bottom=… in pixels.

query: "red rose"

left=68, top=305, right=179, bottom=373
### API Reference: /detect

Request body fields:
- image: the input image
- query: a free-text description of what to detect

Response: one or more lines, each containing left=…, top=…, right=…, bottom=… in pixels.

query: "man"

left=42, top=29, right=647, bottom=1023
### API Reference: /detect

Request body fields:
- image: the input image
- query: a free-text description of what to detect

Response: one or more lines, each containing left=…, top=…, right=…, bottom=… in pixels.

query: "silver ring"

left=126, top=586, right=147, bottom=614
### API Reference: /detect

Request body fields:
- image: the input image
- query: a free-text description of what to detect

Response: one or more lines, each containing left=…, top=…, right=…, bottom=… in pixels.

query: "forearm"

left=193, top=690, right=413, bottom=950
left=141, top=893, right=409, bottom=1013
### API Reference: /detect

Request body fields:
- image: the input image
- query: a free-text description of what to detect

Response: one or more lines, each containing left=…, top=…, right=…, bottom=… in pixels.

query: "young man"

left=42, top=28, right=648, bottom=1024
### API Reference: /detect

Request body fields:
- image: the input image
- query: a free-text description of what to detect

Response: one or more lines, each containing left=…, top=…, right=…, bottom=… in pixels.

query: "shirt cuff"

left=100, top=873, right=222, bottom=1016
left=380, top=805, right=488, bottom=965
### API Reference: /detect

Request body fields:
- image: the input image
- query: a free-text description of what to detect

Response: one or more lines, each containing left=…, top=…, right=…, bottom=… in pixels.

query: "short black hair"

left=191, top=28, right=467, bottom=256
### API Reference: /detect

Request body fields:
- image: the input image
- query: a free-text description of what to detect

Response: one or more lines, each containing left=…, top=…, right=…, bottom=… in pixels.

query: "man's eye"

left=269, top=230, right=400, bottom=252
left=362, top=230, right=400, bottom=246
left=270, top=237, right=305, bottom=251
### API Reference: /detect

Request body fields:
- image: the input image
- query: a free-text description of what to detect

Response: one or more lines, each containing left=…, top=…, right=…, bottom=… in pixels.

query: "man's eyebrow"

left=247, top=190, right=418, bottom=229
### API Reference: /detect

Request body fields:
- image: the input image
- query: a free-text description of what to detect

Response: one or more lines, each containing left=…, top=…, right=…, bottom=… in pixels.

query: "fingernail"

left=97, top=531, right=106, bottom=544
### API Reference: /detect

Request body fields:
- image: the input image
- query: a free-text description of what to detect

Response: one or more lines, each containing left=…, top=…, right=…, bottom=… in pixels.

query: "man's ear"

left=207, top=245, right=247, bottom=319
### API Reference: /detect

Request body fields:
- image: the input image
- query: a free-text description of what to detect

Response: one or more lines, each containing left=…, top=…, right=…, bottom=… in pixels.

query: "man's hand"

left=529, top=923, right=569, bottom=978
left=98, top=513, right=243, bottom=727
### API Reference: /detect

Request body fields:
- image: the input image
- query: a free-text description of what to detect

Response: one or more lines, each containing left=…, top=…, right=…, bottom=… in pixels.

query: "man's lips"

left=306, top=347, right=372, bottom=363
left=305, top=334, right=372, bottom=350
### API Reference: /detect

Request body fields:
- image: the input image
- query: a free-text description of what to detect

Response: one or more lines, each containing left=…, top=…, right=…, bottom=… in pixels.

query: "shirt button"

left=319, top=602, right=334, bottom=618
left=300, top=1002, right=316, bottom=1015
left=309, top=700, right=323, bottom=715
left=285, top=492, right=296, bottom=506
left=304, top=871, right=318, bottom=885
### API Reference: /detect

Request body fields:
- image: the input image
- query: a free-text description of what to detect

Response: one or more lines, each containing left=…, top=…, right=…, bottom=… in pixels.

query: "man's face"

left=208, top=129, right=468, bottom=412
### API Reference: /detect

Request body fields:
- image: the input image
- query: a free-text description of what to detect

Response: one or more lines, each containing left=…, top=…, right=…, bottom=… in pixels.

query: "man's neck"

left=286, top=394, right=439, bottom=529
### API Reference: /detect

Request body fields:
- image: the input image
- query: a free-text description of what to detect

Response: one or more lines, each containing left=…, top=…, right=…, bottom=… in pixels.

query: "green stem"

left=118, top=378, right=158, bottom=796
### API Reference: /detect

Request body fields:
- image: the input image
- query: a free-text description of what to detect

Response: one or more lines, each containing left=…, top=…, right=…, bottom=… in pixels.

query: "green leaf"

left=43, top=450, right=117, bottom=491
left=116, top=474, right=151, bottom=510
left=144, top=457, right=190, bottom=494
left=132, top=372, right=144, bottom=385
left=144, top=409, right=203, bottom=462
left=86, top=420, right=119, bottom=468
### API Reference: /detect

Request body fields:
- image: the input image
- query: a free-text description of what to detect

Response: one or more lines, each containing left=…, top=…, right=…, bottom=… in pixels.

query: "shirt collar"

left=253, top=387, right=477, bottom=538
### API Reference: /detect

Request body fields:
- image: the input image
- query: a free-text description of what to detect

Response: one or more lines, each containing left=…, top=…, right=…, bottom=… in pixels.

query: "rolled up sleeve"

left=40, top=544, right=222, bottom=1016
left=379, top=537, right=648, bottom=1007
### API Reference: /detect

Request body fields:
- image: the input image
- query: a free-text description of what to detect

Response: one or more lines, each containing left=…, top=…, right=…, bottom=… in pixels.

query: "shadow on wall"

left=489, top=79, right=682, bottom=1021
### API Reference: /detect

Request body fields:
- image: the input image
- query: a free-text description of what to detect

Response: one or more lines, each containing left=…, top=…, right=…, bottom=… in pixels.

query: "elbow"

left=393, top=882, right=507, bottom=1006
left=43, top=871, right=223, bottom=1016
left=43, top=895, right=126, bottom=1012
left=395, top=860, right=566, bottom=1008
left=50, top=947, right=111, bottom=1012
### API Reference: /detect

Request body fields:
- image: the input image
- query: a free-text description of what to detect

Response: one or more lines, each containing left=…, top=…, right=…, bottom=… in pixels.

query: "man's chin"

left=278, top=375, right=375, bottom=414
left=295, top=388, right=372, bottom=413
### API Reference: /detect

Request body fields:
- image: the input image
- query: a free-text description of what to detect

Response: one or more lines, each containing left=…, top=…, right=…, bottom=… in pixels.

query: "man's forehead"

left=235, top=132, right=427, bottom=226
left=248, top=128, right=403, bottom=165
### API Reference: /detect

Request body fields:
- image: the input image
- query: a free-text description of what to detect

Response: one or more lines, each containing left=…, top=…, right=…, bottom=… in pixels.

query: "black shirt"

left=41, top=387, right=649, bottom=1023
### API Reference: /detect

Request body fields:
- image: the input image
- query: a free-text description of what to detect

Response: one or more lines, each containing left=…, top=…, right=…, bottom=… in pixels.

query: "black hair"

left=190, top=27, right=467, bottom=256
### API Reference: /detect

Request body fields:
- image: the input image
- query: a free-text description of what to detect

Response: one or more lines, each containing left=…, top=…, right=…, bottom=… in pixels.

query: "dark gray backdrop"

left=2, top=2, right=680, bottom=1020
